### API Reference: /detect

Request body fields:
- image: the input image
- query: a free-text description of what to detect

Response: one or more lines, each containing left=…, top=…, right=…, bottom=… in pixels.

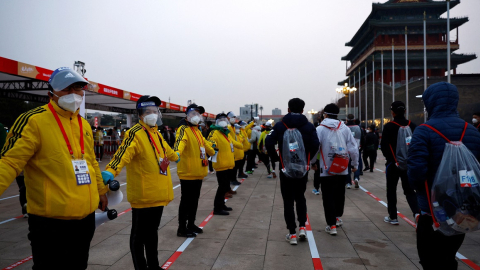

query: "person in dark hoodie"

left=265, top=98, right=319, bottom=245
left=408, top=82, right=480, bottom=270
left=363, top=125, right=379, bottom=173
left=381, top=101, right=420, bottom=225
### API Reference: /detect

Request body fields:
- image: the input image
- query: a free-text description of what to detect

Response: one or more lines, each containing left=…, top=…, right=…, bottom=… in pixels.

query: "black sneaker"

left=213, top=210, right=230, bottom=215
left=363, top=167, right=370, bottom=171
left=231, top=180, right=242, bottom=185
left=177, top=227, right=196, bottom=237
left=223, top=206, right=233, bottom=211
left=238, top=174, right=248, bottom=178
left=187, top=224, right=203, bottom=234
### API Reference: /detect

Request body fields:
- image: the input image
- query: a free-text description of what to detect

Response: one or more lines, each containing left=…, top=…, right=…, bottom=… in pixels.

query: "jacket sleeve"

left=204, top=138, right=215, bottom=156
left=106, top=129, right=139, bottom=177
left=173, top=126, right=188, bottom=154
left=207, top=130, right=217, bottom=146
left=248, top=132, right=256, bottom=144
left=0, top=116, right=40, bottom=195
left=265, top=127, right=278, bottom=158
left=160, top=133, right=179, bottom=162
left=345, top=127, right=359, bottom=168
left=229, top=133, right=243, bottom=149
left=407, top=125, right=430, bottom=191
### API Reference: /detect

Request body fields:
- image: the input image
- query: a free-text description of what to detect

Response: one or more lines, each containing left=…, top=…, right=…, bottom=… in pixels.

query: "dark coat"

left=407, top=82, right=480, bottom=213
left=380, top=116, right=417, bottom=165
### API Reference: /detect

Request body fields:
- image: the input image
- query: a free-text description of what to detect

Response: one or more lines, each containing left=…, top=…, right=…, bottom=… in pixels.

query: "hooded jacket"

left=249, top=129, right=261, bottom=150
left=312, top=118, right=359, bottom=177
left=265, top=113, right=320, bottom=173
left=174, top=119, right=215, bottom=180
left=207, top=126, right=243, bottom=171
left=0, top=101, right=108, bottom=219
left=381, top=116, right=417, bottom=165
left=106, top=120, right=179, bottom=209
left=408, top=82, right=480, bottom=213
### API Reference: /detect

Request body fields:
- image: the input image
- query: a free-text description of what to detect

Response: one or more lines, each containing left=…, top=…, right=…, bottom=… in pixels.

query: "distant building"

left=272, top=108, right=281, bottom=115
left=239, top=104, right=259, bottom=121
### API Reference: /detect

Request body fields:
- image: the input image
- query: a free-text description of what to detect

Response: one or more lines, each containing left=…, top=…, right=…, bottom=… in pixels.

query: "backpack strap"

left=320, top=148, right=328, bottom=170
left=389, top=144, right=399, bottom=167
left=425, top=181, right=440, bottom=229
left=282, top=121, right=289, bottom=129
left=390, top=120, right=410, bottom=127
left=420, top=122, right=468, bottom=143
left=321, top=121, right=342, bottom=131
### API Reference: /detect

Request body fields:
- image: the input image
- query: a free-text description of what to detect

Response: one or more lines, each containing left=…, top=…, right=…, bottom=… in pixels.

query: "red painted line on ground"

left=1, top=256, right=33, bottom=270
left=161, top=178, right=245, bottom=270
left=359, top=185, right=480, bottom=270
left=305, top=214, right=323, bottom=270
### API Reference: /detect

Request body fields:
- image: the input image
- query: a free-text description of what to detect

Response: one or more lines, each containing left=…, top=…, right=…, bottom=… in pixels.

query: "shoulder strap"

left=320, top=121, right=341, bottom=131
left=390, top=121, right=410, bottom=127
left=282, top=121, right=289, bottom=129
left=420, top=122, right=468, bottom=143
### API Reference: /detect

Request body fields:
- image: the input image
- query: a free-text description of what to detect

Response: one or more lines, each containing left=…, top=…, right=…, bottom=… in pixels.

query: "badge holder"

left=159, top=157, right=170, bottom=176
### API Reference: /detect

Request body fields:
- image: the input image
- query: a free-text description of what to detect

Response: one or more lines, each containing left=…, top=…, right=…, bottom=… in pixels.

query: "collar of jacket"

left=50, top=100, right=79, bottom=119
left=210, top=125, right=230, bottom=135
left=139, top=120, right=158, bottom=132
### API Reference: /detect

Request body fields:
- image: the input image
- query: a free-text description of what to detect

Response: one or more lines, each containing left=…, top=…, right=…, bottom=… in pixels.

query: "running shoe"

left=325, top=225, right=337, bottom=235
left=346, top=183, right=352, bottom=189
left=299, top=227, right=307, bottom=240
left=246, top=171, right=253, bottom=174
left=267, top=173, right=273, bottom=178
left=272, top=172, right=277, bottom=178
left=285, top=234, right=298, bottom=245
left=312, top=189, right=320, bottom=195
left=384, top=216, right=399, bottom=225
left=336, top=218, right=343, bottom=227
left=354, top=179, right=359, bottom=189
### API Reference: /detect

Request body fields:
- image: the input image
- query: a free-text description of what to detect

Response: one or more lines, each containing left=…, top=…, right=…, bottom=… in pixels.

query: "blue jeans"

left=347, top=150, right=362, bottom=184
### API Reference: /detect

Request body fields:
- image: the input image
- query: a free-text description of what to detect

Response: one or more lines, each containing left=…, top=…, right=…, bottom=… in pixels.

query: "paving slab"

left=221, top=228, right=268, bottom=255
left=353, top=242, right=418, bottom=269
left=211, top=253, right=264, bottom=270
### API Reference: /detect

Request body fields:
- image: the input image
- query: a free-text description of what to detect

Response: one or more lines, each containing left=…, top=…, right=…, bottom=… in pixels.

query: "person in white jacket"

left=245, top=126, right=261, bottom=174
left=311, top=103, right=359, bottom=236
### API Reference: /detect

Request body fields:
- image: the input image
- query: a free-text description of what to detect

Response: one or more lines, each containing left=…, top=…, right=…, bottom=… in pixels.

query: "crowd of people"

left=0, top=67, right=479, bottom=270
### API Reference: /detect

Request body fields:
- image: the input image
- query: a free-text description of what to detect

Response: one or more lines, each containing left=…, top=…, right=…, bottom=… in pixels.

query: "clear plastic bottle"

left=433, top=201, right=455, bottom=235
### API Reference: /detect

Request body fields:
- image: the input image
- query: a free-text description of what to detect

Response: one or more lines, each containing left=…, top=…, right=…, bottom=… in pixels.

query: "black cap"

left=390, top=101, right=406, bottom=114
left=186, top=103, right=205, bottom=115
left=136, top=95, right=161, bottom=114
left=215, top=113, right=228, bottom=120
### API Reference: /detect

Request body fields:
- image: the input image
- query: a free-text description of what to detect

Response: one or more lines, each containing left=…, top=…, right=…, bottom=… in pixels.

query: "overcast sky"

left=1, top=0, right=478, bottom=118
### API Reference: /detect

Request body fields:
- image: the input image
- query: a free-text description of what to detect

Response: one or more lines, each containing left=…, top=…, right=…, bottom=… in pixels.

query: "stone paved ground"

left=1, top=152, right=479, bottom=269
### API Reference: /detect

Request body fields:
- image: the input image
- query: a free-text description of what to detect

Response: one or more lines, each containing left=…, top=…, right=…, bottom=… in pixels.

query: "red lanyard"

left=48, top=103, right=84, bottom=159
left=190, top=126, right=204, bottom=147
left=221, top=132, right=230, bottom=143
left=142, top=126, right=166, bottom=158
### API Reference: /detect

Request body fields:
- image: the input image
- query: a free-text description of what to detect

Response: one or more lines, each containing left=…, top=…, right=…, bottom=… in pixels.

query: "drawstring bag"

left=389, top=121, right=412, bottom=171
left=321, top=122, right=349, bottom=175
left=347, top=125, right=361, bottom=149
left=280, top=122, right=309, bottom=178
left=423, top=122, right=480, bottom=235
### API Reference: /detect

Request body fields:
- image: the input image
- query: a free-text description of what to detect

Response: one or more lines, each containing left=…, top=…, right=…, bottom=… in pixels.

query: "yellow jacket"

left=258, top=130, right=268, bottom=153
left=207, top=128, right=242, bottom=171
left=228, top=125, right=244, bottom=161
left=240, top=129, right=250, bottom=151
left=174, top=122, right=215, bottom=180
left=0, top=101, right=108, bottom=220
left=106, top=121, right=179, bottom=209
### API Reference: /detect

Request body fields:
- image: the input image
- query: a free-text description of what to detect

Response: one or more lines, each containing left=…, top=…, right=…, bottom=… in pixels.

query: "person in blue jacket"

left=408, top=82, right=480, bottom=270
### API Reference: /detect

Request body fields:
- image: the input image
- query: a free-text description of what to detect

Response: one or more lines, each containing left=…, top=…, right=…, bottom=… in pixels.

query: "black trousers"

left=280, top=171, right=308, bottom=234
left=386, top=163, right=420, bottom=219
left=214, top=170, right=231, bottom=211
left=130, top=206, right=164, bottom=270
left=28, top=212, right=95, bottom=270
left=178, top=179, right=203, bottom=226
left=417, top=215, right=465, bottom=270
left=363, top=149, right=377, bottom=170
left=246, top=149, right=256, bottom=171
left=260, top=152, right=275, bottom=174
left=234, top=159, right=245, bottom=178
left=320, top=175, right=346, bottom=226
left=15, top=175, right=27, bottom=211
left=96, top=145, right=104, bottom=160
left=313, top=161, right=321, bottom=190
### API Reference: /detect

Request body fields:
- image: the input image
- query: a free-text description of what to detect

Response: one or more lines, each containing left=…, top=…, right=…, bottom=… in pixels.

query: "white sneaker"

left=299, top=227, right=307, bottom=240
left=312, top=189, right=320, bottom=195
left=285, top=234, right=298, bottom=245
left=325, top=225, right=337, bottom=235
left=336, top=218, right=343, bottom=227
left=354, top=179, right=359, bottom=189
left=346, top=183, right=352, bottom=189
left=267, top=173, right=273, bottom=178
left=384, top=216, right=399, bottom=225
left=415, top=213, right=420, bottom=226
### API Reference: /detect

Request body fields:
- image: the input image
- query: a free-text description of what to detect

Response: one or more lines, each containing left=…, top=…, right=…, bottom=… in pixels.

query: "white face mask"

left=366, top=130, right=371, bottom=133
left=189, top=115, right=201, bottom=125
left=143, top=114, right=158, bottom=126
left=229, top=118, right=236, bottom=124
left=54, top=93, right=83, bottom=113
left=218, top=121, right=228, bottom=128
left=473, top=118, right=478, bottom=124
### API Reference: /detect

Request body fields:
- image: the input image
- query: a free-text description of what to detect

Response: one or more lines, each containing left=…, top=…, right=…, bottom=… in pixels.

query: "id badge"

left=159, top=157, right=170, bottom=176
left=72, top=160, right=91, bottom=185
left=230, top=142, right=234, bottom=153
left=200, top=147, right=206, bottom=160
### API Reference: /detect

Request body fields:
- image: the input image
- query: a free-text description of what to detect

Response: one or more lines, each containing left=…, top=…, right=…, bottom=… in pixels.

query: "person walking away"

left=311, top=103, right=358, bottom=236
left=259, top=121, right=277, bottom=178
left=345, top=114, right=364, bottom=189
left=103, top=95, right=179, bottom=270
left=207, top=114, right=243, bottom=215
left=408, top=82, right=480, bottom=269
left=363, top=125, right=379, bottom=172
left=174, top=104, right=215, bottom=237
left=380, top=101, right=420, bottom=225
left=266, top=98, right=319, bottom=245
left=472, top=112, right=480, bottom=132
left=0, top=67, right=108, bottom=270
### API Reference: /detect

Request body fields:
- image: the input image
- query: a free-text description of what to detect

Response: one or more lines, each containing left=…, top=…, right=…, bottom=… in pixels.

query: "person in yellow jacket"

left=258, top=121, right=277, bottom=178
left=237, top=120, right=256, bottom=177
left=0, top=67, right=108, bottom=270
left=103, top=95, right=179, bottom=270
left=173, top=104, right=215, bottom=237
left=207, top=113, right=243, bottom=215
left=226, top=111, right=245, bottom=185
